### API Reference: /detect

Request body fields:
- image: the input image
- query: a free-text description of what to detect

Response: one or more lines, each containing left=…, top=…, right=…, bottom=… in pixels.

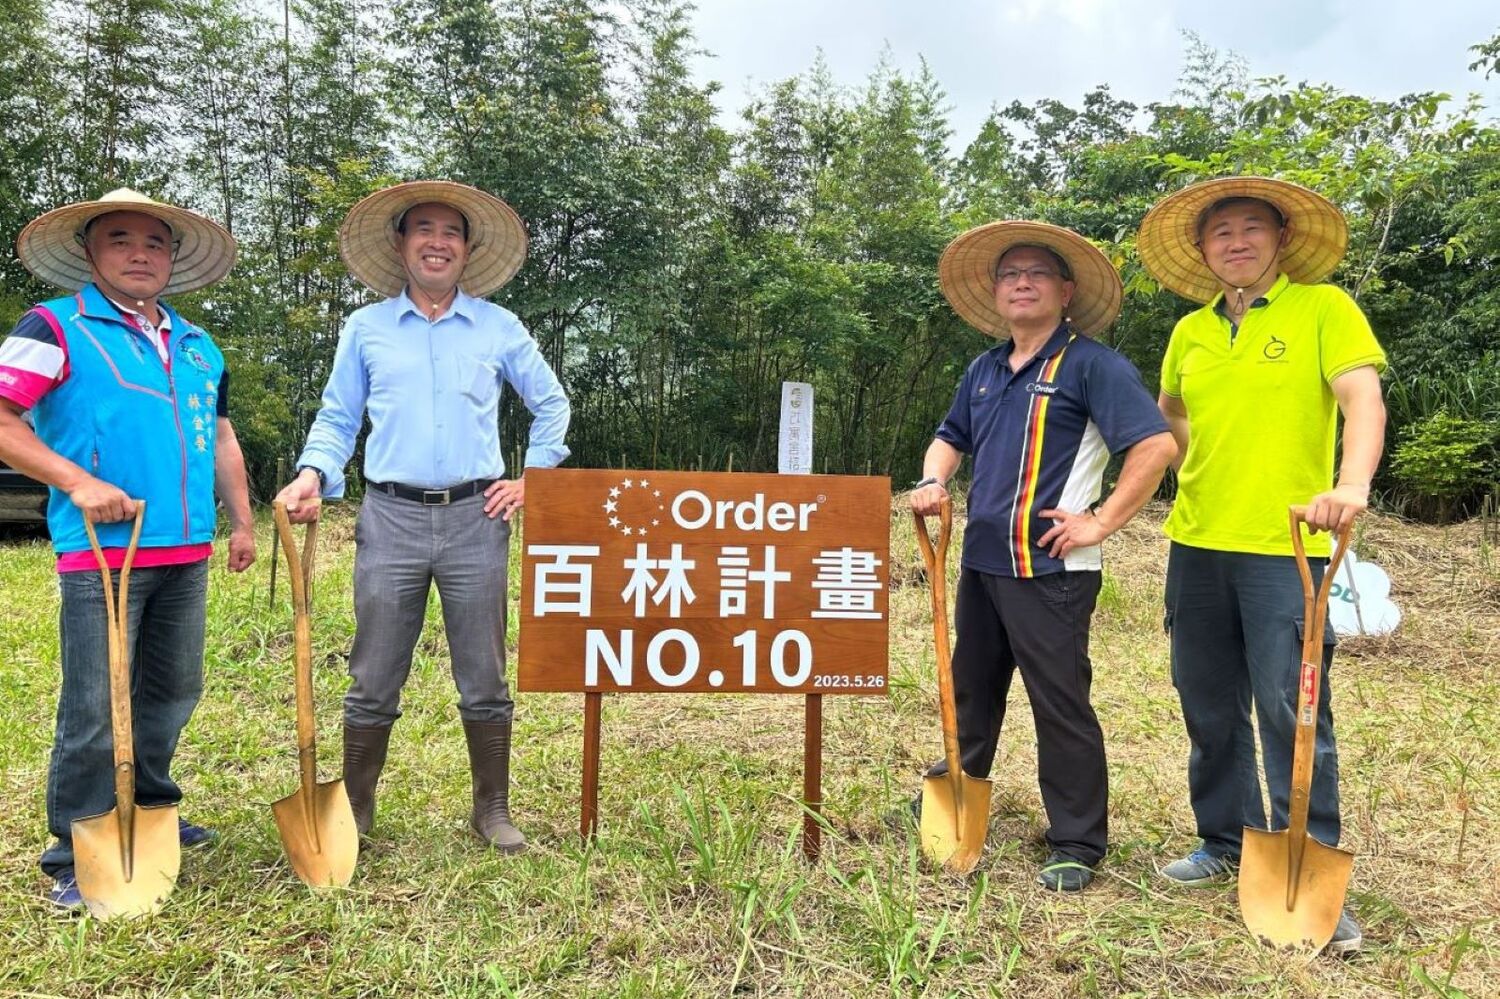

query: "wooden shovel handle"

left=273, top=501, right=321, bottom=785
left=1288, top=507, right=1354, bottom=631
left=81, top=504, right=146, bottom=810
left=913, top=498, right=964, bottom=798
left=1283, top=507, right=1354, bottom=856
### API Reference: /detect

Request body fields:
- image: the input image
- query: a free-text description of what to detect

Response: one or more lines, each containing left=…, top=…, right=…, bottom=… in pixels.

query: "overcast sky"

left=684, top=0, right=1499, bottom=147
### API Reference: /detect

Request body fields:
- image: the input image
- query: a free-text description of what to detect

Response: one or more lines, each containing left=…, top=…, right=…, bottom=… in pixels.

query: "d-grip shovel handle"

left=1283, top=506, right=1353, bottom=906
left=911, top=497, right=952, bottom=663
left=1286, top=507, right=1354, bottom=744
left=912, top=498, right=963, bottom=802
left=273, top=501, right=321, bottom=800
left=82, top=503, right=146, bottom=870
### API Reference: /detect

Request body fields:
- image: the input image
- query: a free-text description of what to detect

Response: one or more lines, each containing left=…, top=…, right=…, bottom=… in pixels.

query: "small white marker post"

left=779, top=382, right=813, bottom=476
left=780, top=381, right=821, bottom=858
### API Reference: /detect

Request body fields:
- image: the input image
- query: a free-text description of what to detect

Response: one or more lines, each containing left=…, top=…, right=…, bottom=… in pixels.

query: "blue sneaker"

left=1159, top=848, right=1237, bottom=885
left=179, top=818, right=218, bottom=849
left=1327, top=910, right=1363, bottom=956
left=48, top=871, right=84, bottom=914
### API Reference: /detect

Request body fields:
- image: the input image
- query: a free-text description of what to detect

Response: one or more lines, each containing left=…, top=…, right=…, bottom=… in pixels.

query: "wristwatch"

left=297, top=464, right=327, bottom=490
left=913, top=476, right=946, bottom=491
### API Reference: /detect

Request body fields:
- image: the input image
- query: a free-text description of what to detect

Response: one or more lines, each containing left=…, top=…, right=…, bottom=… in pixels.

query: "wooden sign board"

left=519, top=469, right=890, bottom=695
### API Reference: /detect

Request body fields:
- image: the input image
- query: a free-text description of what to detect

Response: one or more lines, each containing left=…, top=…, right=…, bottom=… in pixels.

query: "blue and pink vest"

left=30, top=283, right=225, bottom=557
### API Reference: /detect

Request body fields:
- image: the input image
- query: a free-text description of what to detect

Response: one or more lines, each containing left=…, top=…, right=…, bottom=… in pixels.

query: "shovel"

left=912, top=497, right=992, bottom=873
left=1238, top=507, right=1356, bottom=951
left=73, top=501, right=182, bottom=920
left=271, top=500, right=357, bottom=887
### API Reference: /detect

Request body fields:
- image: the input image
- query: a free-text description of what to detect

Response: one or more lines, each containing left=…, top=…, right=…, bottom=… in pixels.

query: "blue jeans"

left=40, top=560, right=208, bottom=878
left=1164, top=543, right=1340, bottom=859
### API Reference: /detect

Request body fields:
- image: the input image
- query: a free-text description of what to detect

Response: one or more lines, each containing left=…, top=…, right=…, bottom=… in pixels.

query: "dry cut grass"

left=0, top=502, right=1493, bottom=997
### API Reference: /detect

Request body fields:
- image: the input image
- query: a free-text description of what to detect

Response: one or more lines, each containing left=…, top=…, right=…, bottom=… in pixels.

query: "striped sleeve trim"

left=0, top=309, right=70, bottom=409
left=1325, top=354, right=1387, bottom=382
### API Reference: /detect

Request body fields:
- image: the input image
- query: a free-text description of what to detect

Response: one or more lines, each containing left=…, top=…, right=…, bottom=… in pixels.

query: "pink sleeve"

left=0, top=307, right=69, bottom=409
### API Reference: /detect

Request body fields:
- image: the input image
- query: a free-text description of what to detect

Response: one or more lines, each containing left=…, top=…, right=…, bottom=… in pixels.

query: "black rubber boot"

left=343, top=723, right=393, bottom=836
left=462, top=720, right=527, bottom=854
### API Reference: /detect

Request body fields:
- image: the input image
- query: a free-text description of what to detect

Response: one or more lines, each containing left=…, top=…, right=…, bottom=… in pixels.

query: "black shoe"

left=1037, top=851, right=1094, bottom=892
left=882, top=791, right=922, bottom=831
left=344, top=723, right=394, bottom=836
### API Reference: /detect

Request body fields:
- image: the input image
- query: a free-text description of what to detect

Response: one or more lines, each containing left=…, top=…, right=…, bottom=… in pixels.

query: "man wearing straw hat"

left=0, top=189, right=256, bottom=910
left=275, top=181, right=569, bottom=854
left=908, top=221, right=1176, bottom=890
left=1139, top=177, right=1386, bottom=953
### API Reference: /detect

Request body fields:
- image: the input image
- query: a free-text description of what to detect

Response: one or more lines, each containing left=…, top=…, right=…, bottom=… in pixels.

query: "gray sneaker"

left=1326, top=910, right=1362, bottom=956
left=1037, top=851, right=1095, bottom=892
left=1158, top=848, right=1237, bottom=885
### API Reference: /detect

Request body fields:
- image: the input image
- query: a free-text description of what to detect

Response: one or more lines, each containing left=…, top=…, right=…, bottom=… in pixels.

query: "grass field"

left=0, top=502, right=1494, bottom=997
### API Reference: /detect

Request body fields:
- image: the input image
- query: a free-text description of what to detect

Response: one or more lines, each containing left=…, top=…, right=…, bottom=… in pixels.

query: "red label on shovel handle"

left=1298, top=659, right=1318, bottom=724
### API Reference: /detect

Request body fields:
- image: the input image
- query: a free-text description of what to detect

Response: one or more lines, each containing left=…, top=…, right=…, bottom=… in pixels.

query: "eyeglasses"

left=995, top=266, right=1063, bottom=286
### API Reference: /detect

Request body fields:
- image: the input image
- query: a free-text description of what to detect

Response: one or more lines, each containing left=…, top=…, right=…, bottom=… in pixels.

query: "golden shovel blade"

left=919, top=771, right=992, bottom=874
left=1238, top=827, right=1354, bottom=952
left=72, top=803, right=180, bottom=920
left=272, top=778, right=358, bottom=888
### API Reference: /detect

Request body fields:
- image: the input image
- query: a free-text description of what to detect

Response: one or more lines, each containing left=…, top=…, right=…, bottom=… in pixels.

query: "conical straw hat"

left=1139, top=176, right=1348, bottom=303
left=939, top=220, right=1122, bottom=337
left=339, top=180, right=528, bottom=298
left=17, top=188, right=236, bottom=295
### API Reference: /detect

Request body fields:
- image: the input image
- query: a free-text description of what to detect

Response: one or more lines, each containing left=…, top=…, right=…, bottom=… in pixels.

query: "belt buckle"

left=421, top=488, right=451, bottom=506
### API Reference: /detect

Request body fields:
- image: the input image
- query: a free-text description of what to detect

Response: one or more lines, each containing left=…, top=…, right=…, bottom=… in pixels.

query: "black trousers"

left=926, top=567, right=1107, bottom=865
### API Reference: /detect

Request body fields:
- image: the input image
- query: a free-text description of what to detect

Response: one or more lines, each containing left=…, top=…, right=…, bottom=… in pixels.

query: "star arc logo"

left=601, top=477, right=667, bottom=538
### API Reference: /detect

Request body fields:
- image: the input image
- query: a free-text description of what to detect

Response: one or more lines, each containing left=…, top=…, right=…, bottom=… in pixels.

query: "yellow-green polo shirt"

left=1160, top=274, right=1387, bottom=557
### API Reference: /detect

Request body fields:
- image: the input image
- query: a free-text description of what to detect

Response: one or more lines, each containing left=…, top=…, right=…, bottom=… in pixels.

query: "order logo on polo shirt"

left=1262, top=335, right=1287, bottom=361
left=1026, top=381, right=1060, bottom=395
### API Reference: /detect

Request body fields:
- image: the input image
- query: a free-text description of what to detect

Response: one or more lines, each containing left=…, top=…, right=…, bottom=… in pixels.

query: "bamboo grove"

left=2, top=0, right=1497, bottom=520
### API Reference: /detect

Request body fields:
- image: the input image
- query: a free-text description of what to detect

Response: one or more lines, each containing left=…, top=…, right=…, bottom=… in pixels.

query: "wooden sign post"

left=519, top=468, right=891, bottom=860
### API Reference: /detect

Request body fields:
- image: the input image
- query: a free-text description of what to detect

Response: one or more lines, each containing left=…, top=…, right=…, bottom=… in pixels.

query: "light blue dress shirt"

left=298, top=289, right=570, bottom=496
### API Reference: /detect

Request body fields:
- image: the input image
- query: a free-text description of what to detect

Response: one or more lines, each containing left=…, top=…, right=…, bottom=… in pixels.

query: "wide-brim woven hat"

left=1138, top=176, right=1348, bottom=303
left=938, top=220, right=1122, bottom=337
left=16, top=188, right=236, bottom=296
left=339, top=180, right=528, bottom=298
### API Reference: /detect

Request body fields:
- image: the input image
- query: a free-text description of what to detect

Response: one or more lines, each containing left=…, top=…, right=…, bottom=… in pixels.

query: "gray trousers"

left=346, top=488, right=513, bottom=728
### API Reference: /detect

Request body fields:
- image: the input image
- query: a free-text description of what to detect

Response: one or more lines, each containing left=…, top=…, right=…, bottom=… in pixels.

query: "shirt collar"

left=992, top=321, right=1074, bottom=364
left=395, top=286, right=478, bottom=324
left=1209, top=272, right=1291, bottom=315
left=77, top=282, right=177, bottom=330
left=102, top=293, right=172, bottom=332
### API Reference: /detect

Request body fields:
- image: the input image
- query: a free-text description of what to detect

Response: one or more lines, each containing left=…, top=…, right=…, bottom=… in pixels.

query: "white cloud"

left=687, top=0, right=1499, bottom=150
left=999, top=0, right=1112, bottom=30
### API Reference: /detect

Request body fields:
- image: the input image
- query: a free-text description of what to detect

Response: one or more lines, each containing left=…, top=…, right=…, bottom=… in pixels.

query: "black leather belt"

left=368, top=478, right=495, bottom=505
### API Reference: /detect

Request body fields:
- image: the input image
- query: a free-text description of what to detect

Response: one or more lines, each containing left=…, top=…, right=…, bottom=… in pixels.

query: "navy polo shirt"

left=936, top=324, right=1168, bottom=578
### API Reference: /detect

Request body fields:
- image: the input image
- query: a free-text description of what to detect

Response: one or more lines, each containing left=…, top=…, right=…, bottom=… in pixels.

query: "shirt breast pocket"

left=458, top=355, right=499, bottom=406
left=969, top=386, right=1000, bottom=418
